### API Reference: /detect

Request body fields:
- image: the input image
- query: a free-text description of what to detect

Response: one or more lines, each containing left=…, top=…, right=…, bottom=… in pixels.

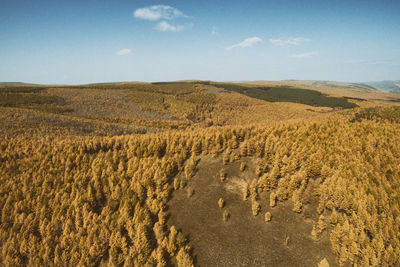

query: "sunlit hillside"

left=1, top=82, right=400, bottom=266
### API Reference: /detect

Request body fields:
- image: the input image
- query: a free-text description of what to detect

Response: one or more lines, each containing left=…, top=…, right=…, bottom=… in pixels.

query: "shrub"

left=186, top=187, right=194, bottom=198
left=222, top=153, right=230, bottom=165
left=218, top=198, right=225, bottom=208
left=311, top=225, right=319, bottom=241
left=252, top=199, right=261, bottom=216
left=292, top=191, right=303, bottom=213
left=317, top=214, right=326, bottom=233
left=240, top=162, right=246, bottom=171
left=179, top=178, right=187, bottom=189
left=243, top=183, right=250, bottom=201
left=270, top=192, right=277, bottom=207
left=265, top=212, right=272, bottom=222
left=223, top=210, right=230, bottom=222
left=250, top=178, right=258, bottom=199
left=219, top=169, right=227, bottom=182
left=184, top=164, right=195, bottom=179
left=173, top=178, right=180, bottom=190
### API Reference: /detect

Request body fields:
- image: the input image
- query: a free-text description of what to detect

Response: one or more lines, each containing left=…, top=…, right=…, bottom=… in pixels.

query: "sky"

left=0, top=0, right=399, bottom=84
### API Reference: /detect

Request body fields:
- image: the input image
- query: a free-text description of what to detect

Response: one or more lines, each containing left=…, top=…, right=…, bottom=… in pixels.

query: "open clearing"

left=168, top=155, right=344, bottom=267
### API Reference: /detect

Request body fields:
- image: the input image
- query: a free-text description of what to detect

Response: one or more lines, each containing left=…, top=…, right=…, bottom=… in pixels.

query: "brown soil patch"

left=168, top=155, right=344, bottom=266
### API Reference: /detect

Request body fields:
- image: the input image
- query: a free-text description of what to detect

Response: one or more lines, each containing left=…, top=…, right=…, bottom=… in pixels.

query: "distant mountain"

left=2, top=80, right=399, bottom=93
left=0, top=82, right=47, bottom=87
left=258, top=80, right=400, bottom=93
left=309, top=81, right=378, bottom=91
left=253, top=80, right=379, bottom=91
left=364, top=80, right=400, bottom=93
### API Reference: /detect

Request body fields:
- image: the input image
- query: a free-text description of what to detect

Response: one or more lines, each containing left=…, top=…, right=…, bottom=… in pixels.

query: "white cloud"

left=116, top=48, right=132, bottom=56
left=133, top=5, right=187, bottom=21
left=344, top=59, right=397, bottom=66
left=211, top=26, right=219, bottom=36
left=154, top=21, right=184, bottom=32
left=269, top=37, right=310, bottom=46
left=291, top=51, right=318, bottom=58
left=226, top=37, right=263, bottom=50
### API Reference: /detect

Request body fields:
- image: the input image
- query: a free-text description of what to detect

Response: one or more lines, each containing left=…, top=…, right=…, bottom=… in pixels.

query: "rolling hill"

left=0, top=81, right=400, bottom=266
left=365, top=80, right=400, bottom=93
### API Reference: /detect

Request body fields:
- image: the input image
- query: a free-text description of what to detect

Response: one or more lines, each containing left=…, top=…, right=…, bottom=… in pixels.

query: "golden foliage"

left=0, top=102, right=400, bottom=266
left=218, top=198, right=225, bottom=208
left=265, top=212, right=272, bottom=222
left=252, top=199, right=261, bottom=216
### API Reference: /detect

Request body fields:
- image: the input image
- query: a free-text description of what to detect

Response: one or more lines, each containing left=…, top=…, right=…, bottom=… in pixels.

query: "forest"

left=0, top=81, right=399, bottom=266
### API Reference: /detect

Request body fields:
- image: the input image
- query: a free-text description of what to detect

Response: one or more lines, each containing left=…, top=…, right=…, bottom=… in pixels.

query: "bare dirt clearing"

left=168, top=155, right=343, bottom=267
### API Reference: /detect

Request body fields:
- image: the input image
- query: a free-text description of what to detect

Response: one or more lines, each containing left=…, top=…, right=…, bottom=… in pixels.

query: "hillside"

left=247, top=80, right=378, bottom=92
left=0, top=81, right=360, bottom=137
left=0, top=82, right=52, bottom=88
left=250, top=79, right=400, bottom=94
left=1, top=81, right=400, bottom=266
left=365, top=80, right=400, bottom=93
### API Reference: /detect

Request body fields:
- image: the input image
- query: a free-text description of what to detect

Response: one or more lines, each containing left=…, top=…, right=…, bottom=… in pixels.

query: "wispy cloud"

left=154, top=21, right=184, bottom=32
left=116, top=48, right=132, bottom=56
left=211, top=26, right=219, bottom=36
left=344, top=59, right=399, bottom=66
left=133, top=5, right=187, bottom=21
left=226, top=37, right=263, bottom=50
left=291, top=51, right=318, bottom=58
left=269, top=37, right=310, bottom=46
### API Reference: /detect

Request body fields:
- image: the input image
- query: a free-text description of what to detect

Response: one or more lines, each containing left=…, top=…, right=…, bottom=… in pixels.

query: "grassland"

left=1, top=81, right=361, bottom=135
left=0, top=92, right=62, bottom=107
left=0, top=87, right=73, bottom=115
left=128, top=83, right=216, bottom=121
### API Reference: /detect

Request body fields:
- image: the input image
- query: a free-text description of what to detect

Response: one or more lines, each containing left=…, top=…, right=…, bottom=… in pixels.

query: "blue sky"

left=0, top=0, right=399, bottom=84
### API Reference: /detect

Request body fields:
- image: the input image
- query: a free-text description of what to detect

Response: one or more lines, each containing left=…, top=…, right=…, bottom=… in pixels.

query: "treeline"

left=0, top=113, right=399, bottom=266
left=351, top=106, right=400, bottom=123
left=208, top=83, right=358, bottom=109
